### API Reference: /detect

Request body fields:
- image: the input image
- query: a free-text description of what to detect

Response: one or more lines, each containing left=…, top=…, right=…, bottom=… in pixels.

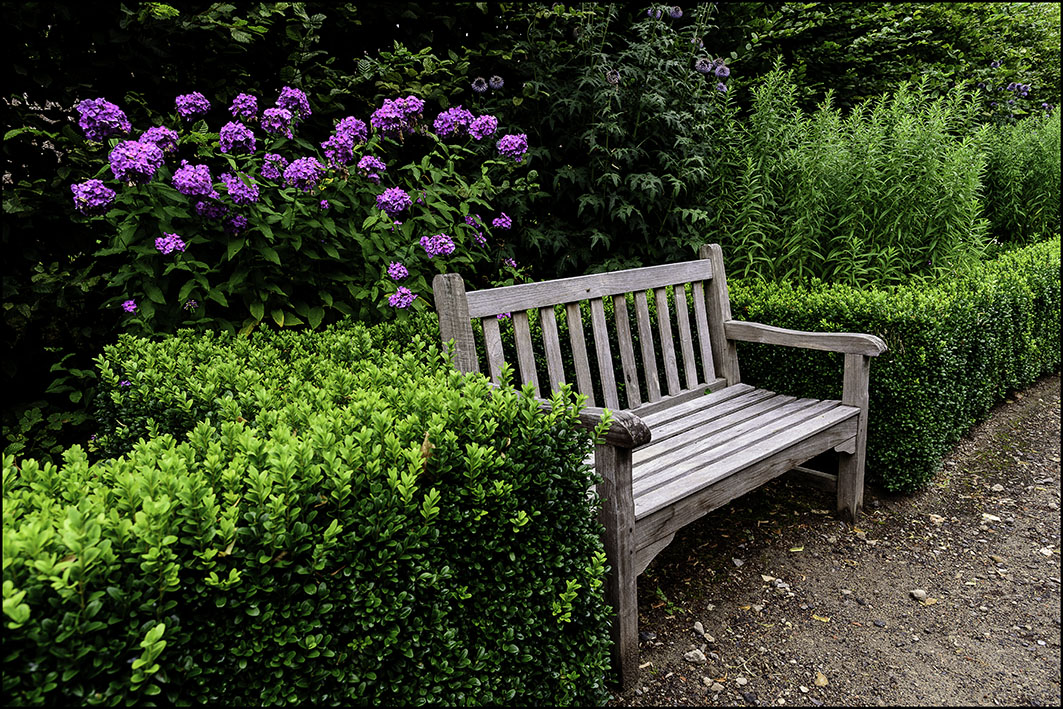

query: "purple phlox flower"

left=70, top=179, right=116, bottom=216
left=473, top=232, right=487, bottom=246
left=464, top=214, right=483, bottom=228
left=469, top=114, right=499, bottom=140
left=376, top=187, right=413, bottom=216
left=175, top=92, right=211, bottom=120
left=109, top=140, right=164, bottom=183
left=370, top=96, right=425, bottom=136
left=497, top=312, right=511, bottom=320
left=262, top=107, right=294, bottom=139
left=172, top=160, right=214, bottom=197
left=75, top=98, right=131, bottom=141
left=283, top=156, right=326, bottom=192
left=388, top=286, right=417, bottom=309
left=221, top=172, right=260, bottom=205
left=420, top=233, right=456, bottom=258
left=605, top=69, right=621, bottom=86
left=390, top=220, right=403, bottom=233
left=471, top=77, right=488, bottom=93
left=695, top=57, right=714, bottom=74
left=319, top=199, right=330, bottom=211
left=260, top=153, right=289, bottom=181
left=497, top=133, right=529, bottom=162
left=502, top=257, right=517, bottom=268
left=489, top=75, right=504, bottom=90
left=321, top=131, right=357, bottom=167
left=183, top=299, right=199, bottom=311
left=433, top=105, right=475, bottom=138
left=121, top=299, right=138, bottom=313
left=118, top=380, right=132, bottom=388
left=387, top=262, right=408, bottom=280
left=276, top=86, right=312, bottom=121
left=224, top=214, right=249, bottom=234
left=357, top=155, right=387, bottom=183
left=715, top=64, right=730, bottom=79
left=716, top=82, right=728, bottom=93
left=155, top=232, right=187, bottom=255
left=336, top=116, right=369, bottom=143
left=230, top=93, right=258, bottom=121
left=195, top=199, right=228, bottom=220
left=669, top=6, right=682, bottom=18
left=492, top=213, right=512, bottom=230
left=219, top=121, right=256, bottom=154
left=139, top=125, right=179, bottom=155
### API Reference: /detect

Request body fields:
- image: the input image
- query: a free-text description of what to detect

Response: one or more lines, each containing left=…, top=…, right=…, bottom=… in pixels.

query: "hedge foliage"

left=728, top=238, right=1061, bottom=493
left=3, top=324, right=613, bottom=706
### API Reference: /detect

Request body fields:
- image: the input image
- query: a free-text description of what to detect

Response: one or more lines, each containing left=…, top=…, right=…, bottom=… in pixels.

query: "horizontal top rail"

left=466, top=259, right=715, bottom=318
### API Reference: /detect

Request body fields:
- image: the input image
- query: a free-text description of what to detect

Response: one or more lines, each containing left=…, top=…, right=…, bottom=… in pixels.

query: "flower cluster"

left=387, top=261, right=408, bottom=280
left=221, top=172, right=260, bottom=204
left=109, top=140, right=164, bottom=183
left=76, top=98, right=131, bottom=141
left=376, top=187, right=412, bottom=216
left=155, top=232, right=187, bottom=254
left=319, top=200, right=330, bottom=211
left=336, top=116, right=369, bottom=143
left=225, top=214, right=249, bottom=234
left=230, top=93, right=258, bottom=121
left=71, top=179, right=116, bottom=216
left=492, top=213, right=512, bottom=229
left=195, top=199, right=228, bottom=220
left=173, top=161, right=215, bottom=197
left=139, top=125, right=179, bottom=154
left=497, top=133, right=529, bottom=162
left=370, top=96, right=425, bottom=136
left=469, top=115, right=499, bottom=141
left=357, top=155, right=387, bottom=183
left=219, top=121, right=256, bottom=154
left=262, top=107, right=293, bottom=139
left=283, top=157, right=325, bottom=192
left=388, top=286, right=417, bottom=309
left=121, top=299, right=138, bottom=313
left=260, top=153, right=288, bottom=181
left=433, top=106, right=475, bottom=137
left=176, top=92, right=211, bottom=120
left=420, top=233, right=456, bottom=258
left=277, top=86, right=311, bottom=121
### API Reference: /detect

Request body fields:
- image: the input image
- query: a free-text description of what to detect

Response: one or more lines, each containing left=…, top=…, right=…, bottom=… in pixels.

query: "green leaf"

left=259, top=246, right=281, bottom=265
left=227, top=238, right=246, bottom=260
left=249, top=301, right=265, bottom=320
left=271, top=309, right=285, bottom=327
left=307, top=307, right=324, bottom=329
left=144, top=284, right=165, bottom=304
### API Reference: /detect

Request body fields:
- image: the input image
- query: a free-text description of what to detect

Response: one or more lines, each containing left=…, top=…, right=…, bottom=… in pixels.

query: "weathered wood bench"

left=432, top=244, right=886, bottom=689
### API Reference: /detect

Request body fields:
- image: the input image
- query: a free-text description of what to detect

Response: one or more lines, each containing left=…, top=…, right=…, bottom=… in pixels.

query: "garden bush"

left=728, top=238, right=1061, bottom=493
left=3, top=343, right=614, bottom=706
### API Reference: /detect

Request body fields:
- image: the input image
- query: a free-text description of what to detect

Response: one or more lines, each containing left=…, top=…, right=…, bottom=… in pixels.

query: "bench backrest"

left=433, top=243, right=742, bottom=413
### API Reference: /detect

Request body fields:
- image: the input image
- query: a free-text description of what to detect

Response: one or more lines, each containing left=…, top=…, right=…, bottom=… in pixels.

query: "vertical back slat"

left=634, top=290, right=661, bottom=402
left=540, top=306, right=566, bottom=391
left=566, top=302, right=597, bottom=407
left=589, top=298, right=620, bottom=410
left=512, top=310, right=540, bottom=397
left=612, top=294, right=642, bottom=409
left=673, top=284, right=699, bottom=389
left=691, top=280, right=716, bottom=384
left=700, top=244, right=741, bottom=385
left=432, top=273, right=480, bottom=374
left=481, top=316, right=505, bottom=384
left=654, top=287, right=682, bottom=395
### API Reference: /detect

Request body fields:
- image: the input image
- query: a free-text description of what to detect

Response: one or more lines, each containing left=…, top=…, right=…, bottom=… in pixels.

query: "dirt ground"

left=607, top=373, right=1061, bottom=708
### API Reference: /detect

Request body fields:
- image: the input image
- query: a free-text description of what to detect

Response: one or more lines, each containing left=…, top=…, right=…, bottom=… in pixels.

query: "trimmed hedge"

left=3, top=334, right=613, bottom=706
left=728, top=238, right=1061, bottom=492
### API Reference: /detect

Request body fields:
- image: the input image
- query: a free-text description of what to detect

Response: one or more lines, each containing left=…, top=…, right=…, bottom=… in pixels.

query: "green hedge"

left=3, top=337, right=613, bottom=706
left=728, top=238, right=1061, bottom=492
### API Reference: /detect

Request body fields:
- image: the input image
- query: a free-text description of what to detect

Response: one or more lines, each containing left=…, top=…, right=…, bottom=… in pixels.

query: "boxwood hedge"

left=728, top=238, right=1060, bottom=492
left=3, top=338, right=614, bottom=706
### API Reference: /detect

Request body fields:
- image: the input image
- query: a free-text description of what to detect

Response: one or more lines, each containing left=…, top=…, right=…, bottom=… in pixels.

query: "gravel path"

left=608, top=372, right=1061, bottom=707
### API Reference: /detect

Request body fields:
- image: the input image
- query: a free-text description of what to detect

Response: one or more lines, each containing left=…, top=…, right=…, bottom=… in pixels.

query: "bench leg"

left=838, top=353, right=871, bottom=523
left=595, top=443, right=639, bottom=689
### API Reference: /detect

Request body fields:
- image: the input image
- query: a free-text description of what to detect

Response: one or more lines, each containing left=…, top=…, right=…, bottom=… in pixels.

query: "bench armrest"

left=536, top=398, right=651, bottom=449
left=724, top=320, right=887, bottom=357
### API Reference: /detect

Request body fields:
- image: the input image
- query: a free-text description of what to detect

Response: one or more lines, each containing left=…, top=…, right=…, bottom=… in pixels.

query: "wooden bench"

left=432, top=244, right=886, bottom=689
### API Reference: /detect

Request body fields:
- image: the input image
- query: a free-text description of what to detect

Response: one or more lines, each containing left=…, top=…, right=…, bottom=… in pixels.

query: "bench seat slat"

left=466, top=260, right=714, bottom=318
left=633, top=395, right=814, bottom=485
left=638, top=388, right=784, bottom=452
left=636, top=383, right=755, bottom=428
left=634, top=401, right=858, bottom=519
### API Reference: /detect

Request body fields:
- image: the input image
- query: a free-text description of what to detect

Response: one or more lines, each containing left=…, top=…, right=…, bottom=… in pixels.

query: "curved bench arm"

left=535, top=399, right=651, bottom=449
left=724, top=320, right=887, bottom=357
